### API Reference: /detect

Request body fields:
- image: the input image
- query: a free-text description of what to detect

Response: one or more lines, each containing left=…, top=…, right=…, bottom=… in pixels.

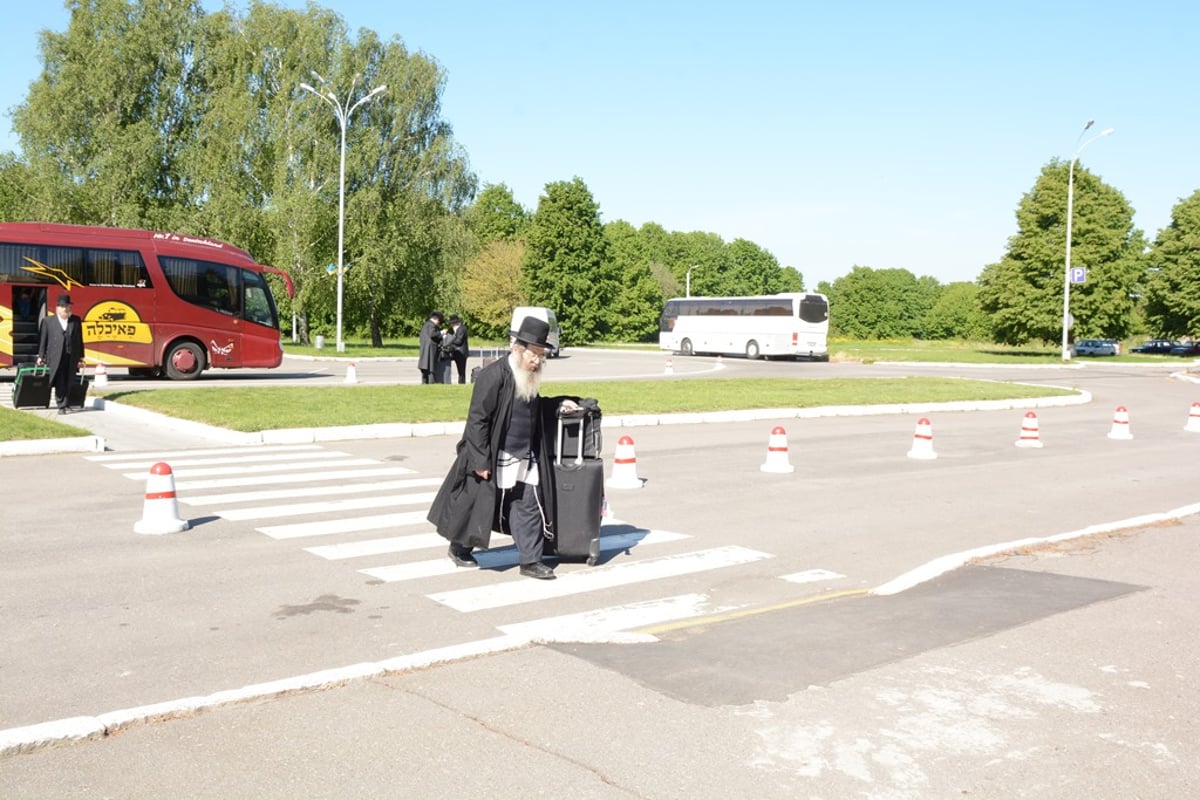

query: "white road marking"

left=100, top=450, right=352, bottom=470
left=215, top=492, right=438, bottom=521
left=428, top=545, right=773, bottom=612
left=183, top=478, right=442, bottom=506
left=85, top=444, right=323, bottom=462
left=781, top=569, right=846, bottom=584
left=358, top=529, right=691, bottom=583
left=258, top=510, right=431, bottom=539
left=173, top=466, right=417, bottom=491
left=305, top=531, right=446, bottom=560
left=123, top=458, right=381, bottom=480
left=497, top=593, right=740, bottom=643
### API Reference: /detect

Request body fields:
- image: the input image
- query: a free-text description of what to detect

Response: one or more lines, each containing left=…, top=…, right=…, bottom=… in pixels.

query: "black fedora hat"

left=513, top=316, right=550, bottom=348
left=56, top=293, right=73, bottom=307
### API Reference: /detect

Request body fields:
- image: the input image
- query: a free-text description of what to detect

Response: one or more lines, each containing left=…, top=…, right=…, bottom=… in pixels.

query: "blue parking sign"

left=1070, top=267, right=1087, bottom=284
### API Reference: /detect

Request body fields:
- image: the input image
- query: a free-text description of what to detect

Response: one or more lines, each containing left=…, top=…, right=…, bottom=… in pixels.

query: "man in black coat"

left=417, top=311, right=445, bottom=384
left=443, top=314, right=469, bottom=384
left=36, top=293, right=86, bottom=414
left=427, top=316, right=580, bottom=579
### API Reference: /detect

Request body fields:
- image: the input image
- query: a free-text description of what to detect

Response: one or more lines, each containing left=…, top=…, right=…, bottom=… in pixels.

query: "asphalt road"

left=2, top=351, right=1199, bottom=798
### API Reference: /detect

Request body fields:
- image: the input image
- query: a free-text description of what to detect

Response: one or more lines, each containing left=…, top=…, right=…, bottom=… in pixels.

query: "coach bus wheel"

left=680, top=338, right=694, bottom=356
left=165, top=342, right=205, bottom=381
left=746, top=340, right=760, bottom=360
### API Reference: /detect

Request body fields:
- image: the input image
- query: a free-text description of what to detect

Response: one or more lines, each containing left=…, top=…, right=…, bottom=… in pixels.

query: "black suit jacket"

left=37, top=313, right=86, bottom=378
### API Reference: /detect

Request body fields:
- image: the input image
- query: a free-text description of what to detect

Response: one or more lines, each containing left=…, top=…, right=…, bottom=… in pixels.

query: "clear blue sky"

left=3, top=1, right=1198, bottom=289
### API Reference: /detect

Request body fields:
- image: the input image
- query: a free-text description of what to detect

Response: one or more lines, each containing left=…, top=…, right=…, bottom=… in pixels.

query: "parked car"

left=1131, top=338, right=1178, bottom=355
left=1073, top=339, right=1118, bottom=356
left=1169, top=341, right=1200, bottom=357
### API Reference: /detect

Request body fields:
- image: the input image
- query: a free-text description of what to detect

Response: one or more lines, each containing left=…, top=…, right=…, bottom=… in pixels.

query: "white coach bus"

left=658, top=292, right=830, bottom=360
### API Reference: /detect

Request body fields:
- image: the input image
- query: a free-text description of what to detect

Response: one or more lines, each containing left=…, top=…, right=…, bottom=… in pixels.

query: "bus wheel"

left=681, top=339, right=694, bottom=356
left=746, top=340, right=760, bottom=360
left=165, top=342, right=205, bottom=381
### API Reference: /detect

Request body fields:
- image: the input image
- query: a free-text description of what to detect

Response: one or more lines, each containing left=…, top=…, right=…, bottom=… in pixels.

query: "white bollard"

left=607, top=436, right=645, bottom=489
left=907, top=418, right=937, bottom=460
left=94, top=362, right=108, bottom=389
left=760, top=426, right=795, bottom=473
left=134, top=462, right=190, bottom=535
left=1107, top=406, right=1133, bottom=440
left=1015, top=411, right=1043, bottom=448
left=344, top=362, right=358, bottom=385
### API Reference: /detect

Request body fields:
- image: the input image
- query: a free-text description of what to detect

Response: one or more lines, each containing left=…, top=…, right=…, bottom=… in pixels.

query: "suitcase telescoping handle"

left=556, top=410, right=588, bottom=467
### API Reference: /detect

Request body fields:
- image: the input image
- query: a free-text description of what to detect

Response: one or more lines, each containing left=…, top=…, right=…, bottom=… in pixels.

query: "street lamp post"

left=686, top=264, right=698, bottom=297
left=300, top=72, right=386, bottom=353
left=1061, top=120, right=1114, bottom=361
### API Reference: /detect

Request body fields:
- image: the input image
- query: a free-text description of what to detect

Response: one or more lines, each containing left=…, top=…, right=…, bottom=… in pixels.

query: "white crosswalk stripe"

left=90, top=445, right=841, bottom=642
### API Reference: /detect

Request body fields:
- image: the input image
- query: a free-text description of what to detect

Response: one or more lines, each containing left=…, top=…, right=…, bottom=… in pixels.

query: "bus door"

left=3, top=284, right=46, bottom=366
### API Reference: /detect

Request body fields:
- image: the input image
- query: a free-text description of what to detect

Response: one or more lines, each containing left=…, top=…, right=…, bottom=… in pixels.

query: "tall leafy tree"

left=466, top=183, right=529, bottom=245
left=13, top=0, right=205, bottom=227
left=604, top=220, right=665, bottom=342
left=1144, top=189, right=1200, bottom=337
left=522, top=177, right=619, bottom=344
left=462, top=239, right=527, bottom=338
left=978, top=160, right=1146, bottom=345
left=826, top=266, right=939, bottom=339
left=922, top=281, right=991, bottom=340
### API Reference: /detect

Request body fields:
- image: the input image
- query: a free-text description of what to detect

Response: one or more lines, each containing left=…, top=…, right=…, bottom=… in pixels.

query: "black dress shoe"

left=57, top=408, right=68, bottom=415
left=519, top=562, right=555, bottom=580
left=448, top=545, right=477, bottom=568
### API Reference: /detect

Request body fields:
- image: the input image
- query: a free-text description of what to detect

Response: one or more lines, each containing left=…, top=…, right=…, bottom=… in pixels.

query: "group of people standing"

left=417, top=311, right=469, bottom=384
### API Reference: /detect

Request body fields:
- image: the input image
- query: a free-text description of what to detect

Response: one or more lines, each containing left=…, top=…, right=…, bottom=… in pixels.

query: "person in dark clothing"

left=418, top=311, right=445, bottom=384
left=427, top=316, right=580, bottom=579
left=36, top=293, right=86, bottom=414
left=443, top=314, right=469, bottom=384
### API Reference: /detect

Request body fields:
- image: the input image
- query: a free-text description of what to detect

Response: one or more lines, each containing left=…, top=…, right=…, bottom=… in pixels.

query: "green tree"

left=978, top=160, right=1146, bottom=345
left=466, top=183, right=529, bottom=245
left=462, top=239, right=526, bottom=338
left=522, top=177, right=619, bottom=344
left=1144, top=189, right=1200, bottom=337
left=826, top=266, right=939, bottom=339
left=922, top=282, right=991, bottom=340
left=604, top=220, right=665, bottom=341
left=13, top=0, right=205, bottom=227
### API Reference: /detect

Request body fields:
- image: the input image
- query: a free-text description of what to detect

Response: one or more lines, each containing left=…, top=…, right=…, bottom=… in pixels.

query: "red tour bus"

left=0, top=222, right=294, bottom=380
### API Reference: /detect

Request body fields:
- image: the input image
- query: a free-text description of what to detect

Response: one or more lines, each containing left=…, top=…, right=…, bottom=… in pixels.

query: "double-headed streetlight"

left=1061, top=120, right=1114, bottom=361
left=300, top=72, right=386, bottom=353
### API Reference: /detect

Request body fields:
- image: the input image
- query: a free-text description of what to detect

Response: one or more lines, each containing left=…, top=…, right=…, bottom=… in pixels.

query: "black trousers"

left=451, top=354, right=467, bottom=384
left=50, top=364, right=72, bottom=410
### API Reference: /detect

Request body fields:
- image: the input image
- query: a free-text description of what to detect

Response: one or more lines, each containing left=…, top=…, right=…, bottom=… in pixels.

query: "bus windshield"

left=659, top=292, right=829, bottom=361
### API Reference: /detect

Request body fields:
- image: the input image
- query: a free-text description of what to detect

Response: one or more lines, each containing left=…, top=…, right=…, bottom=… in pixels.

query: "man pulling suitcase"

left=36, top=293, right=86, bottom=415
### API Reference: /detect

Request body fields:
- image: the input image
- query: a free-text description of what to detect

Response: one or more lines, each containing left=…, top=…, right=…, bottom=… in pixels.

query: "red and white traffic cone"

left=134, top=462, right=190, bottom=535
left=1107, top=406, right=1133, bottom=440
left=607, top=435, right=644, bottom=489
left=1185, top=402, right=1200, bottom=433
left=344, top=361, right=358, bottom=384
left=1015, top=411, right=1043, bottom=448
left=907, top=418, right=937, bottom=460
left=664, top=357, right=674, bottom=375
left=93, top=362, right=109, bottom=389
left=760, top=426, right=795, bottom=473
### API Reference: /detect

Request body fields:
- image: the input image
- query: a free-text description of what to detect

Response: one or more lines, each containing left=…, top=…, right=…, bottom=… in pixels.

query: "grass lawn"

left=9, top=336, right=1146, bottom=442
left=74, top=376, right=1074, bottom=433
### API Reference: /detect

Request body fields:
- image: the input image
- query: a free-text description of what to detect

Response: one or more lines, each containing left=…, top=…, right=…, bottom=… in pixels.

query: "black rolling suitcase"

left=68, top=373, right=90, bottom=408
left=548, top=407, right=604, bottom=565
left=12, top=365, right=51, bottom=408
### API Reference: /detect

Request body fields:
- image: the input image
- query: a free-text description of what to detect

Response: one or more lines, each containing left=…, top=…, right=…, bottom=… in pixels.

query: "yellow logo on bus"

left=83, top=301, right=153, bottom=344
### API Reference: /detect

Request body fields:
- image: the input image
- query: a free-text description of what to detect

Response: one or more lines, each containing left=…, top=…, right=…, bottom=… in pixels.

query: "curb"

left=3, top=384, right=1093, bottom=456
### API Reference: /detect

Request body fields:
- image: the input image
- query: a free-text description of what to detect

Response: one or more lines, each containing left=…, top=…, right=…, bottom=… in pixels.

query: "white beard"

left=509, top=351, right=543, bottom=401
